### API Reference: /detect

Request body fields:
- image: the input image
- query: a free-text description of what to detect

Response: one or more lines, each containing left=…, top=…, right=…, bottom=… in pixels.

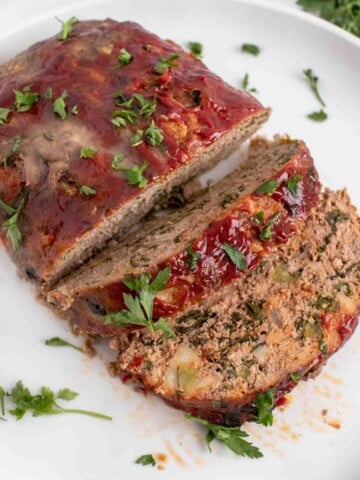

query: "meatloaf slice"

left=114, top=189, right=360, bottom=426
left=0, top=19, right=269, bottom=284
left=48, top=136, right=320, bottom=335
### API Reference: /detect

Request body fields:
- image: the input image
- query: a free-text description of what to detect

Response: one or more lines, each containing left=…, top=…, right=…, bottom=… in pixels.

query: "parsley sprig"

left=186, top=246, right=202, bottom=270
left=53, top=91, right=68, bottom=120
left=188, top=41, right=203, bottom=60
left=285, top=174, right=302, bottom=196
left=0, top=107, right=11, bottom=124
left=241, top=43, right=261, bottom=56
left=253, top=388, right=275, bottom=426
left=14, top=86, right=40, bottom=112
left=154, top=54, right=180, bottom=74
left=259, top=212, right=281, bottom=241
left=145, top=121, right=164, bottom=146
left=0, top=197, right=25, bottom=251
left=241, top=73, right=258, bottom=93
left=118, top=48, right=133, bottom=66
left=45, top=337, right=84, bottom=353
left=103, top=267, right=176, bottom=339
left=307, top=109, right=328, bottom=121
left=185, top=415, right=263, bottom=458
left=222, top=244, right=247, bottom=270
left=303, top=68, right=326, bottom=107
left=135, top=454, right=156, bottom=466
left=56, top=16, right=78, bottom=41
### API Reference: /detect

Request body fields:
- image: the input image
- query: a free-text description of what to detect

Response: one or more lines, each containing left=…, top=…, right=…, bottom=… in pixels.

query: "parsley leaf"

left=186, top=246, right=202, bottom=270
left=290, top=373, right=301, bottom=382
left=253, top=388, right=275, bottom=426
left=133, top=94, right=157, bottom=117
left=103, top=267, right=175, bottom=339
left=53, top=91, right=68, bottom=120
left=45, top=336, right=83, bottom=353
left=188, top=41, right=203, bottom=59
left=154, top=54, right=180, bottom=74
left=6, top=380, right=111, bottom=421
left=253, top=211, right=265, bottom=224
left=241, top=43, right=261, bottom=56
left=14, top=85, right=40, bottom=112
left=241, top=73, right=258, bottom=93
left=254, top=179, right=279, bottom=195
left=80, top=146, right=97, bottom=159
left=285, top=174, right=302, bottom=196
left=121, top=162, right=148, bottom=188
left=222, top=244, right=247, bottom=270
left=185, top=415, right=263, bottom=458
left=0, top=107, right=11, bottom=124
left=303, top=68, right=326, bottom=107
left=44, top=86, right=52, bottom=100
left=307, top=109, right=328, bottom=121
left=135, top=454, right=156, bottom=466
left=71, top=105, right=78, bottom=115
left=79, top=185, right=96, bottom=196
left=118, top=48, right=133, bottom=66
left=112, top=109, right=137, bottom=126
left=0, top=197, right=25, bottom=251
left=130, top=129, right=144, bottom=147
left=259, top=213, right=281, bottom=241
left=112, top=154, right=124, bottom=170
left=56, top=16, right=78, bottom=41
left=145, top=120, right=164, bottom=146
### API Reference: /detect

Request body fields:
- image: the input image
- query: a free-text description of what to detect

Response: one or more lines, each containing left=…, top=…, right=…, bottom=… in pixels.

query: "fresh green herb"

left=185, top=415, right=263, bottom=458
left=285, top=174, right=302, bottom=196
left=253, top=211, right=265, bottom=224
left=71, top=105, right=78, bottom=115
left=241, top=43, right=261, bottom=56
left=290, top=373, right=301, bottom=382
left=130, top=129, right=144, bottom=147
left=0, top=108, right=11, bottom=124
left=133, top=94, right=157, bottom=117
left=103, top=267, right=175, bottom=339
left=2, top=134, right=22, bottom=168
left=222, top=244, right=247, bottom=270
left=188, top=41, right=203, bottom=59
left=145, top=121, right=164, bottom=146
left=307, top=109, right=328, bottom=121
left=43, top=132, right=54, bottom=141
left=254, top=180, right=279, bottom=195
left=45, top=337, right=83, bottom=353
left=253, top=388, right=275, bottom=426
left=0, top=386, right=5, bottom=416
left=111, top=154, right=124, bottom=170
left=241, top=73, right=258, bottom=93
left=6, top=380, right=111, bottom=421
left=297, top=0, right=360, bottom=37
left=79, top=185, right=96, bottom=196
left=303, top=68, right=326, bottom=107
left=0, top=197, right=25, bottom=251
left=135, top=454, right=156, bottom=466
left=112, top=109, right=137, bottom=126
left=44, top=86, right=53, bottom=100
left=118, top=48, right=133, bottom=66
left=154, top=54, right=180, bottom=74
left=56, top=16, right=78, bottom=41
left=113, top=92, right=134, bottom=108
left=53, top=91, right=68, bottom=120
left=260, top=213, right=281, bottom=241
left=14, top=85, right=40, bottom=112
left=186, top=246, right=202, bottom=270
left=111, top=117, right=127, bottom=128
left=119, top=162, right=149, bottom=188
left=80, top=146, right=97, bottom=159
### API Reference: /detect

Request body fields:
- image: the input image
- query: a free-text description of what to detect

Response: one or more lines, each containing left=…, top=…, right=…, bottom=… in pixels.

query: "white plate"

left=0, top=1, right=359, bottom=479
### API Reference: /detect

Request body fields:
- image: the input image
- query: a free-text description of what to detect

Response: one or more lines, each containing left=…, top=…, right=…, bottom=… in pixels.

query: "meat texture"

left=0, top=19, right=269, bottom=284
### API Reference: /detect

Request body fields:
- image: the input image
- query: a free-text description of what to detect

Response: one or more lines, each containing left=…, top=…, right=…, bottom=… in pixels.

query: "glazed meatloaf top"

left=0, top=19, right=269, bottom=283
left=115, top=189, right=360, bottom=426
left=49, top=136, right=320, bottom=336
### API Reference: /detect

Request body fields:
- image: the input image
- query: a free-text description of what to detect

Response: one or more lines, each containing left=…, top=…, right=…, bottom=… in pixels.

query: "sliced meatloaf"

left=48, top=136, right=320, bottom=335
left=114, top=189, right=360, bottom=426
left=0, top=19, right=269, bottom=284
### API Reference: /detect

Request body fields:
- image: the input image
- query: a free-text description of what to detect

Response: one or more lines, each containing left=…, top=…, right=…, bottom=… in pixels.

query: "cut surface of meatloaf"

left=48, top=136, right=320, bottom=335
left=0, top=19, right=270, bottom=284
left=114, top=189, right=360, bottom=426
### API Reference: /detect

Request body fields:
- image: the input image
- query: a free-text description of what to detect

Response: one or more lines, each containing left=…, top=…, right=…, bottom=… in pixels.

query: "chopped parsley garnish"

left=186, top=246, right=202, bottom=270
left=45, top=336, right=83, bottom=353
left=307, top=109, right=328, bottom=121
left=14, top=85, right=40, bottom=112
left=133, top=94, right=157, bottom=117
left=44, top=86, right=52, bottom=100
left=3, top=380, right=111, bottom=421
left=145, top=121, right=164, bottom=146
left=0, top=108, right=11, bottom=124
left=119, top=162, right=149, bottom=188
left=103, top=267, right=176, bottom=339
left=71, top=105, right=78, bottom=115
left=79, top=185, right=96, bottom=196
left=2, top=134, right=22, bottom=168
left=135, top=454, right=156, bottom=467
left=56, top=16, right=78, bottom=41
left=188, top=41, right=203, bottom=59
left=0, top=197, right=25, bottom=251
left=112, top=109, right=137, bottom=126
left=154, top=54, right=180, bottom=74
left=53, top=91, right=68, bottom=120
left=259, top=212, right=281, bottom=241
left=290, top=373, right=301, bottom=382
left=112, top=154, right=124, bottom=170
left=253, top=388, right=275, bottom=426
left=303, top=68, right=326, bottom=107
left=254, top=179, right=279, bottom=195
left=253, top=211, right=265, bottom=224
left=130, top=129, right=144, bottom=147
left=113, top=92, right=134, bottom=108
left=185, top=415, right=263, bottom=458
left=80, top=146, right=97, bottom=159
left=241, top=43, right=261, bottom=56
left=222, top=244, right=247, bottom=270
left=285, top=174, right=302, bottom=196
left=241, top=73, right=258, bottom=93
left=111, top=117, right=127, bottom=128
left=118, top=48, right=133, bottom=66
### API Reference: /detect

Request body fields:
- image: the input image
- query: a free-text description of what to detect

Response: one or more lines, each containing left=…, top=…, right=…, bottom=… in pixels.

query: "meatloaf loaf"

left=0, top=19, right=269, bottom=284
left=113, top=189, right=360, bottom=426
left=48, top=136, right=320, bottom=336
